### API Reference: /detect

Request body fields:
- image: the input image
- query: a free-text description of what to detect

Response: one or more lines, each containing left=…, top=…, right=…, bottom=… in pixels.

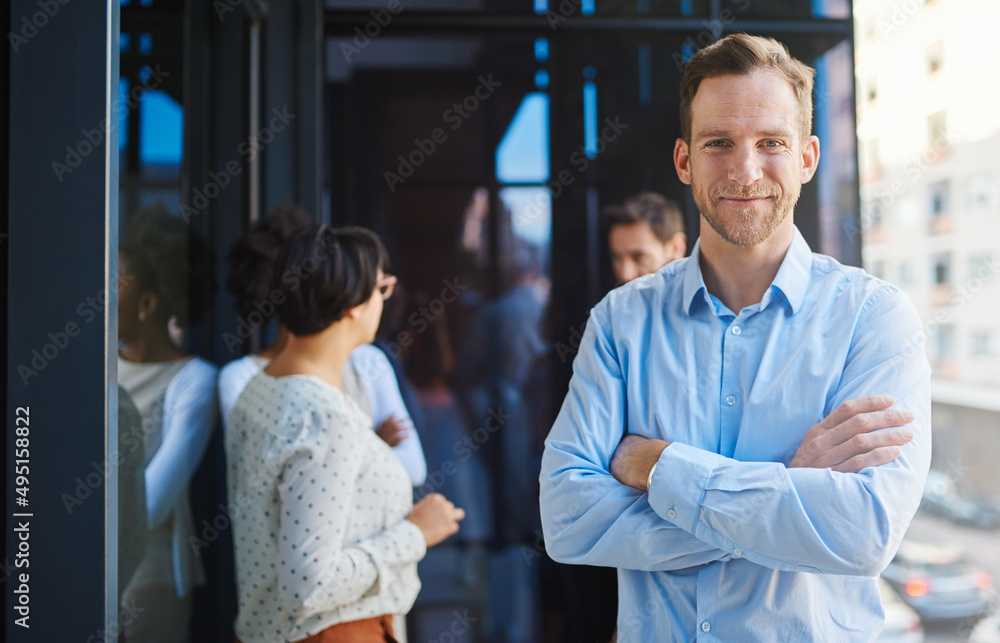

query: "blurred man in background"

left=606, top=192, right=687, bottom=285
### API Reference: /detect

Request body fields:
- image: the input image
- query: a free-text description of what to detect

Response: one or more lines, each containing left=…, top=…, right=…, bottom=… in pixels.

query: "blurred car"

left=921, top=470, right=1000, bottom=529
left=971, top=610, right=1000, bottom=642
left=881, top=540, right=994, bottom=622
left=877, top=577, right=925, bottom=642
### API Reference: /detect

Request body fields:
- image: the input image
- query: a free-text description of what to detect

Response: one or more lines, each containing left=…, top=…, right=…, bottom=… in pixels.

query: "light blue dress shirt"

left=540, top=227, right=931, bottom=642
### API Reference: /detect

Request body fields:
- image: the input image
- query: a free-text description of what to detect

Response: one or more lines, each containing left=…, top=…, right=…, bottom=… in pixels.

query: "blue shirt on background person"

left=539, top=226, right=931, bottom=642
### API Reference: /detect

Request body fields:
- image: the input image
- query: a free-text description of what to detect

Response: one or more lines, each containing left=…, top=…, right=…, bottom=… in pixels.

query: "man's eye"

left=763, top=140, right=784, bottom=148
left=706, top=140, right=727, bottom=147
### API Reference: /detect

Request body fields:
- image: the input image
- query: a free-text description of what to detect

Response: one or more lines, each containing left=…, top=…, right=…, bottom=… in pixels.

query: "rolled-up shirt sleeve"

left=540, top=306, right=731, bottom=572
left=647, top=287, right=932, bottom=577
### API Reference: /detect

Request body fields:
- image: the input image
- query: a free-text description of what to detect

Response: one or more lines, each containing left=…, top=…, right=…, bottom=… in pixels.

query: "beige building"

left=855, top=0, right=1000, bottom=493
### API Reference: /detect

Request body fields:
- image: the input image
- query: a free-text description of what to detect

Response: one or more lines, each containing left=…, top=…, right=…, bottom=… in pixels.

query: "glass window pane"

left=496, top=93, right=550, bottom=184
left=500, top=186, right=552, bottom=251
left=139, top=89, right=183, bottom=170
left=119, top=78, right=130, bottom=152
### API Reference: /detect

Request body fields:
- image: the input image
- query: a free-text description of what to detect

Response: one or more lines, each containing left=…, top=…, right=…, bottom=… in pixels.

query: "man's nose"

left=727, top=145, right=764, bottom=185
left=620, top=262, right=640, bottom=284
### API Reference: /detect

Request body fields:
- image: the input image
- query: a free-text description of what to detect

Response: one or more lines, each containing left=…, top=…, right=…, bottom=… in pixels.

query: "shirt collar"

left=764, top=226, right=811, bottom=314
left=681, top=238, right=711, bottom=315
left=682, top=226, right=813, bottom=316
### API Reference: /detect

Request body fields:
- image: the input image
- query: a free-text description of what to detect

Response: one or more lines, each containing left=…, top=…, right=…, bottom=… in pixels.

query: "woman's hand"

left=376, top=415, right=410, bottom=447
left=406, top=493, right=465, bottom=547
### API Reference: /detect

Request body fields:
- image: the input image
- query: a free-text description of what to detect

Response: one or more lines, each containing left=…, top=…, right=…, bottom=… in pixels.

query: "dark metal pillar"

left=263, top=0, right=323, bottom=218
left=6, top=1, right=118, bottom=640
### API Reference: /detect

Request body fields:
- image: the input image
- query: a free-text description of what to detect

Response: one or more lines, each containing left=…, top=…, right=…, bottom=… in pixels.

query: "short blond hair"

left=679, top=33, right=815, bottom=143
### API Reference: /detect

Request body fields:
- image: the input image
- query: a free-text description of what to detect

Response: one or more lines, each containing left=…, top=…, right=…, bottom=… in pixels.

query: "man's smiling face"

left=675, top=69, right=819, bottom=248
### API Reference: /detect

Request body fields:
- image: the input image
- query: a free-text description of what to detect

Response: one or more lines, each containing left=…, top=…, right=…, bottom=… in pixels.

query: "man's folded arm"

left=647, top=288, right=932, bottom=577
left=540, top=308, right=730, bottom=572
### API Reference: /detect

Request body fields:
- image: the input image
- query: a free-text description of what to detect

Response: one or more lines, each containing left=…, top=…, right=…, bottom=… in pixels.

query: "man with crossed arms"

left=540, top=34, right=930, bottom=642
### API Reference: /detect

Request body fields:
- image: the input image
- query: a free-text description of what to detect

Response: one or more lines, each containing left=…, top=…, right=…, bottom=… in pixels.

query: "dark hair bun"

left=225, top=202, right=311, bottom=320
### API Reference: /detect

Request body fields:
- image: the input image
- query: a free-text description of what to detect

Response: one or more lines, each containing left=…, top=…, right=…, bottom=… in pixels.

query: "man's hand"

left=376, top=415, right=411, bottom=447
left=610, top=434, right=671, bottom=491
left=789, top=395, right=914, bottom=473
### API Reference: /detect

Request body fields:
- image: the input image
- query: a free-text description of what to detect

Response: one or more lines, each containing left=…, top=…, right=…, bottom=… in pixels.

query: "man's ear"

left=667, top=232, right=687, bottom=261
left=674, top=138, right=692, bottom=185
left=138, top=292, right=157, bottom=321
left=800, top=135, right=820, bottom=183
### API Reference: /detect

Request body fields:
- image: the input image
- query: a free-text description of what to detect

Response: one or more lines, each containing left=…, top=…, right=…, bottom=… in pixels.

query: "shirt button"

left=725, top=395, right=736, bottom=406
left=666, top=509, right=677, bottom=519
left=734, top=548, right=742, bottom=557
left=731, top=326, right=742, bottom=335
left=701, top=621, right=711, bottom=632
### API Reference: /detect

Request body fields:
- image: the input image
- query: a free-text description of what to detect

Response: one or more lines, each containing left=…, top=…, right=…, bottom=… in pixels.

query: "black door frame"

left=6, top=1, right=119, bottom=640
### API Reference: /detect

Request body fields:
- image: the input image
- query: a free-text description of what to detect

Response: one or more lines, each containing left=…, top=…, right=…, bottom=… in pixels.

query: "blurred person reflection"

left=350, top=279, right=428, bottom=486
left=117, top=205, right=219, bottom=643
left=346, top=275, right=429, bottom=643
left=453, top=239, right=549, bottom=642
left=118, top=386, right=147, bottom=598
left=219, top=205, right=426, bottom=487
left=456, top=241, right=549, bottom=543
left=367, top=279, right=431, bottom=451
left=606, top=192, right=687, bottom=285
left=227, top=225, right=464, bottom=643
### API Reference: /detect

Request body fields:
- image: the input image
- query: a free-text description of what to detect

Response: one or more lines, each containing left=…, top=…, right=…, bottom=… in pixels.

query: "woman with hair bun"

left=227, top=224, right=464, bottom=643
left=219, top=202, right=311, bottom=420
left=220, top=206, right=428, bottom=491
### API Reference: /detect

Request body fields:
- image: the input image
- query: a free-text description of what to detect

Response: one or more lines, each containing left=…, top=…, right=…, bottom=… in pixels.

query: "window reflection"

left=117, top=207, right=218, bottom=641
left=117, top=386, right=148, bottom=599
left=116, top=14, right=217, bottom=640
left=99, top=4, right=886, bottom=639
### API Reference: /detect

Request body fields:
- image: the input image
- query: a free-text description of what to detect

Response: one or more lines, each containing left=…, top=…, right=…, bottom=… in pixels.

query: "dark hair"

left=225, top=202, right=311, bottom=321
left=272, top=225, right=389, bottom=336
left=120, top=203, right=204, bottom=328
left=679, top=33, right=815, bottom=143
left=604, top=192, right=685, bottom=243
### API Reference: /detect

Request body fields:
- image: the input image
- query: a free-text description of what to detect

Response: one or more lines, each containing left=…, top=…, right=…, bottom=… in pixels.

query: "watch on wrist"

left=646, top=461, right=659, bottom=493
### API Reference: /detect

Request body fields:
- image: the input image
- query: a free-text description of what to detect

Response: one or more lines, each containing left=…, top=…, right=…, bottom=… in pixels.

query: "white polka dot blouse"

left=225, top=372, right=426, bottom=643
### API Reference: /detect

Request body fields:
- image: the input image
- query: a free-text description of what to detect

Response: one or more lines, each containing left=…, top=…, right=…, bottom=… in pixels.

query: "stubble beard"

left=694, top=179, right=799, bottom=248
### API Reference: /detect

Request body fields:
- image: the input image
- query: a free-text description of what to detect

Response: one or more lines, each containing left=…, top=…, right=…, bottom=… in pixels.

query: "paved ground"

left=902, top=512, right=1000, bottom=642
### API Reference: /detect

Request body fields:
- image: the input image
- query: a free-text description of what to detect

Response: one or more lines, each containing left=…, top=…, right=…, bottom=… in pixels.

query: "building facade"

left=855, top=0, right=1000, bottom=494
